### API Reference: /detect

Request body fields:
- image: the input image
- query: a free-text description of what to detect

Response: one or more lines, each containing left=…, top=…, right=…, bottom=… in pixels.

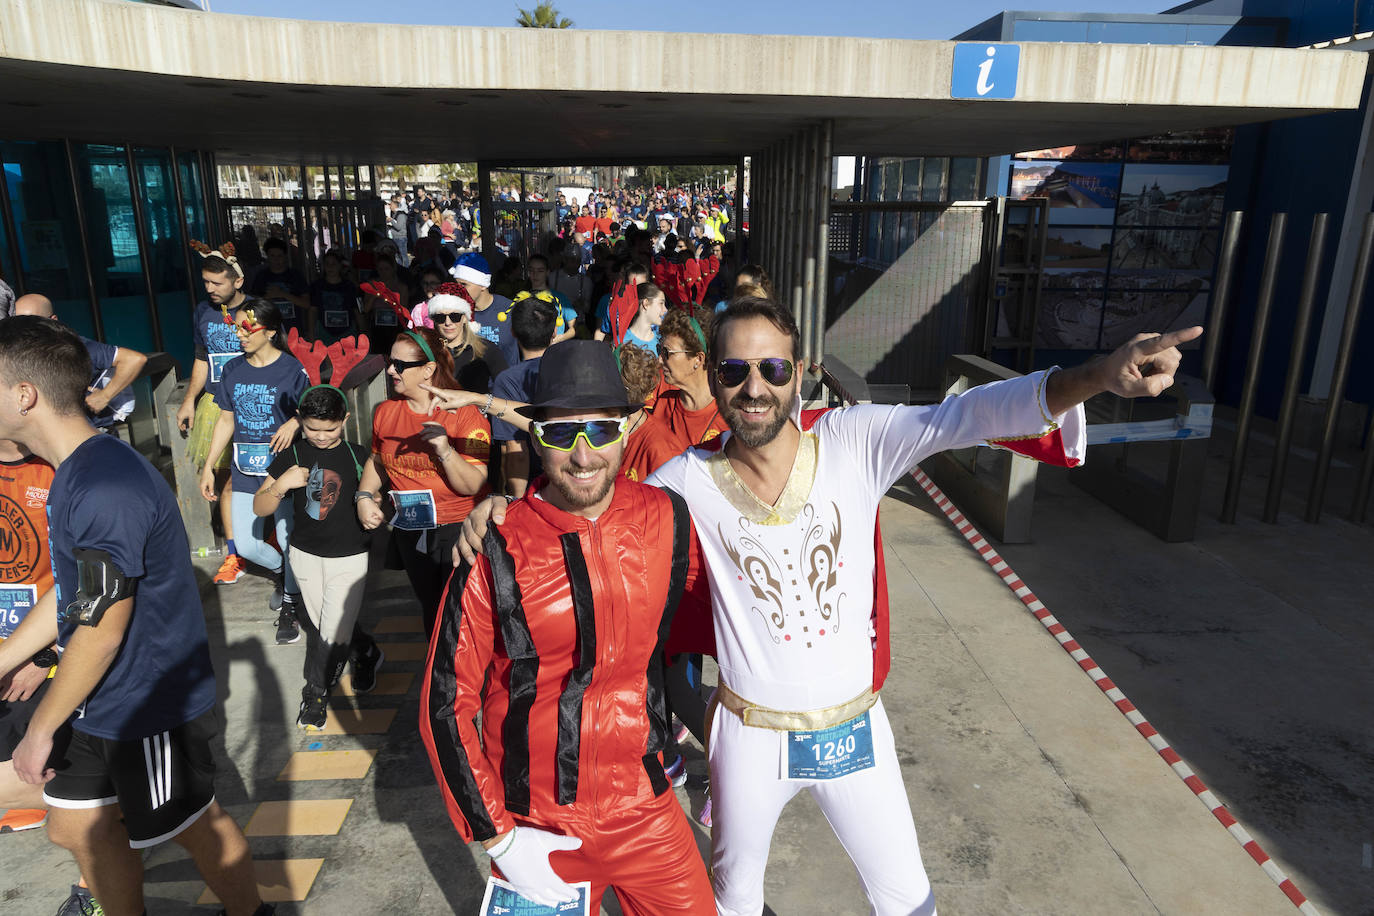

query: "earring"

left=19, top=407, right=27, bottom=416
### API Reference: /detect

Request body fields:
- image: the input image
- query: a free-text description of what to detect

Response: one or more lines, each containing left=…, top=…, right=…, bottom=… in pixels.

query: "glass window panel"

left=866, top=160, right=883, bottom=202
left=136, top=147, right=193, bottom=364
left=1182, top=24, right=1231, bottom=46
left=1216, top=24, right=1279, bottom=47
left=900, top=159, right=922, bottom=202
left=0, top=203, right=14, bottom=291
left=949, top=158, right=982, bottom=199
left=881, top=160, right=901, bottom=203
left=1087, top=22, right=1189, bottom=45
left=920, top=158, right=946, bottom=202
left=1013, top=20, right=1089, bottom=42
left=0, top=141, right=96, bottom=337
left=75, top=143, right=155, bottom=352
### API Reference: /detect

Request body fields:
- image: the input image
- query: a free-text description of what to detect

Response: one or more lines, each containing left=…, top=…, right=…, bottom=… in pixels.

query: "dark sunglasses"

left=715, top=357, right=795, bottom=388
left=386, top=356, right=429, bottom=373
left=432, top=312, right=464, bottom=324
left=657, top=345, right=691, bottom=359
left=532, top=418, right=628, bottom=451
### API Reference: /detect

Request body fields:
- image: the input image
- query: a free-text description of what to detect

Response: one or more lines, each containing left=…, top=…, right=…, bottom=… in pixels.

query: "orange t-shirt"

left=0, top=456, right=54, bottom=649
left=652, top=390, right=728, bottom=450
left=371, top=400, right=491, bottom=525
left=620, top=423, right=682, bottom=483
left=574, top=215, right=596, bottom=237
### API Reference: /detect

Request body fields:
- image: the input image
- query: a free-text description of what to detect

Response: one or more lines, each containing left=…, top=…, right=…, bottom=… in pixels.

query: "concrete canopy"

left=0, top=0, right=1367, bottom=163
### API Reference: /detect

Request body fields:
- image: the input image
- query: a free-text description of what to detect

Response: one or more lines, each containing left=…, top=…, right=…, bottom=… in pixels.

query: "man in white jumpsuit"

left=462, top=296, right=1199, bottom=916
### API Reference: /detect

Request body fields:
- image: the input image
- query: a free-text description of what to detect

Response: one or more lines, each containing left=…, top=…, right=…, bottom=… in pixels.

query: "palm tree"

left=515, top=2, right=573, bottom=28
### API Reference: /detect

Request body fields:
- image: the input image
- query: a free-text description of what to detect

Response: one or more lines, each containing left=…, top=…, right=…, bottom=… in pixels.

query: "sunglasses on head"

left=386, top=355, right=429, bottom=373
left=715, top=357, right=795, bottom=388
left=432, top=312, right=464, bottom=324
left=532, top=417, right=628, bottom=451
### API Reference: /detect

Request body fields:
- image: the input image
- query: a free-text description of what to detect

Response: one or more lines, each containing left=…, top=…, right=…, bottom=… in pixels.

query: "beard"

left=722, top=390, right=793, bottom=448
left=548, top=457, right=617, bottom=510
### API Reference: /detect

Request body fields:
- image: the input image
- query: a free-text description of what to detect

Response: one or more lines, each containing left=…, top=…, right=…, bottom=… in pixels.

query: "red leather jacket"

left=420, top=478, right=702, bottom=842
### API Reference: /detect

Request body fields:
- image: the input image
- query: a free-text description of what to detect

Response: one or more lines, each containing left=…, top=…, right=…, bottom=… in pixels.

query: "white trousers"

left=288, top=547, right=368, bottom=644
left=708, top=697, right=936, bottom=916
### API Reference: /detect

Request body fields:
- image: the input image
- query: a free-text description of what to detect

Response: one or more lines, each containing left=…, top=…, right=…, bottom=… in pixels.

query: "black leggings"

left=392, top=523, right=463, bottom=638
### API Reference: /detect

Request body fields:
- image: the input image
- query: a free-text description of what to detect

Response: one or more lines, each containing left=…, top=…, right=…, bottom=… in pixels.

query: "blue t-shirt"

left=536, top=289, right=579, bottom=333
left=470, top=295, right=519, bottom=367
left=48, top=435, right=216, bottom=740
left=490, top=358, right=543, bottom=483
left=79, top=335, right=135, bottom=429
left=192, top=301, right=244, bottom=400
left=621, top=325, right=659, bottom=354
left=214, top=353, right=308, bottom=492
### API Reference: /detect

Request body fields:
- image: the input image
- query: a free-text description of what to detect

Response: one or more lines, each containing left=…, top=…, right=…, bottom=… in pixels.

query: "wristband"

left=487, top=830, right=516, bottom=859
left=481, top=392, right=494, bottom=416
left=354, top=490, right=376, bottom=504
left=31, top=648, right=58, bottom=669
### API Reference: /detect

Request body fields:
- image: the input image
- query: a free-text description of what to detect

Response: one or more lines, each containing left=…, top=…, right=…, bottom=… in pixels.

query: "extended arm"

left=176, top=358, right=209, bottom=432
left=86, top=346, right=148, bottom=415
left=1044, top=327, right=1200, bottom=416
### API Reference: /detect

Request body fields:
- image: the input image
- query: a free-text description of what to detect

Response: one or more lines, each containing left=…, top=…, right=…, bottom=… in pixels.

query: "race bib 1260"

left=233, top=442, right=274, bottom=477
left=782, top=710, right=876, bottom=781
left=479, top=877, right=590, bottom=916
left=390, top=489, right=437, bottom=530
left=0, top=583, right=38, bottom=638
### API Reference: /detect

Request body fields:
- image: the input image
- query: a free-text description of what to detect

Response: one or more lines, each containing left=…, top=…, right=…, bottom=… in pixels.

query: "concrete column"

left=801, top=125, right=820, bottom=367
left=790, top=130, right=806, bottom=323
left=814, top=120, right=834, bottom=367
left=1311, top=73, right=1374, bottom=398
left=477, top=162, right=496, bottom=266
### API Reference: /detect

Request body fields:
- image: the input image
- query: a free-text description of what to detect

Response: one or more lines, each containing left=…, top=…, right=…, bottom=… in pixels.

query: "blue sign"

left=784, top=710, right=877, bottom=781
left=952, top=43, right=1020, bottom=100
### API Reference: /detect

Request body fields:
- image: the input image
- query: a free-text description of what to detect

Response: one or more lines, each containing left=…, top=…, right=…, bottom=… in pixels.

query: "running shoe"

left=212, top=553, right=246, bottom=585
left=696, top=796, right=712, bottom=829
left=672, top=717, right=691, bottom=745
left=269, top=575, right=285, bottom=613
left=349, top=642, right=384, bottom=694
left=296, top=687, right=328, bottom=731
left=663, top=754, right=687, bottom=788
left=0, top=807, right=46, bottom=832
left=55, top=885, right=104, bottom=916
left=275, top=607, right=300, bottom=645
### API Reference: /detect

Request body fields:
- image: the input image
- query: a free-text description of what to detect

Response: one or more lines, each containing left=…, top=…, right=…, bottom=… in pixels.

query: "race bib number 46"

left=391, top=489, right=437, bottom=530
left=782, top=710, right=876, bottom=781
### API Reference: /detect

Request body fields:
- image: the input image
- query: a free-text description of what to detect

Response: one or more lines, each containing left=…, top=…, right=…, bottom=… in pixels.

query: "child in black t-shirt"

left=253, top=386, right=382, bottom=730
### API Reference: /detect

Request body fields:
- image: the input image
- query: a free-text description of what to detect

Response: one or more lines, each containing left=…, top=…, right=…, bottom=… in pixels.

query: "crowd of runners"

left=0, top=180, right=1198, bottom=915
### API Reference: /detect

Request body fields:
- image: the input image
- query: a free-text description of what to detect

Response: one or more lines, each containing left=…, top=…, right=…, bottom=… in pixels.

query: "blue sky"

left=206, top=1, right=1169, bottom=39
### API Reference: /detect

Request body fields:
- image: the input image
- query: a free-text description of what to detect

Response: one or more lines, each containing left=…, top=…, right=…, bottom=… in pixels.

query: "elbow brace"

left=60, top=548, right=136, bottom=627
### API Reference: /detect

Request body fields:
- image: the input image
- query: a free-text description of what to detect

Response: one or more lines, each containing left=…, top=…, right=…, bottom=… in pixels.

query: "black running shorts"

left=43, top=707, right=219, bottom=848
left=0, top=679, right=49, bottom=761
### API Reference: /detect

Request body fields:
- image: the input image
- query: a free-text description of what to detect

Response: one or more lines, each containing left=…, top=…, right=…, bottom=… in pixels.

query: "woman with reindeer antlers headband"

left=198, top=298, right=309, bottom=646
left=252, top=334, right=382, bottom=730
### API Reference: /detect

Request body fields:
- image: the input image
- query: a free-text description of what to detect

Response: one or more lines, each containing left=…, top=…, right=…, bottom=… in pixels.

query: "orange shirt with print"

left=371, top=401, right=491, bottom=525
left=620, top=424, right=682, bottom=483
left=651, top=390, right=728, bottom=451
left=0, top=457, right=55, bottom=673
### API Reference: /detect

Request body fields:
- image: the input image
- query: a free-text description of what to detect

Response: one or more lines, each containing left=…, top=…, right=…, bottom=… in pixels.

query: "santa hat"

left=428, top=282, right=473, bottom=317
left=450, top=252, right=492, bottom=288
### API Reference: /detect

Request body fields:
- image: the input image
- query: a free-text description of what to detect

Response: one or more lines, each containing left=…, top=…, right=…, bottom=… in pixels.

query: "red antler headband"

left=360, top=281, right=412, bottom=327
left=288, top=328, right=371, bottom=396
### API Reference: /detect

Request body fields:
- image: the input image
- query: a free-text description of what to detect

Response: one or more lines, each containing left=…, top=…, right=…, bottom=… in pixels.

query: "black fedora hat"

left=515, top=339, right=639, bottom=419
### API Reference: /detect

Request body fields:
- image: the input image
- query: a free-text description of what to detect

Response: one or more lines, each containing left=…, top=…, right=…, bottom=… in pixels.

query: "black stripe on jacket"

left=555, top=531, right=598, bottom=805
left=642, top=487, right=691, bottom=793
left=487, top=526, right=540, bottom=816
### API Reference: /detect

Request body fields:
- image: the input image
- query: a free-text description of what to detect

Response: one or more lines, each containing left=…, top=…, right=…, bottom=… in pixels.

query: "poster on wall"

left=1015, top=140, right=1125, bottom=162
left=1043, top=227, right=1113, bottom=268
left=1111, top=228, right=1217, bottom=273
left=1127, top=128, right=1234, bottom=164
left=1009, top=161, right=1121, bottom=209
left=1036, top=287, right=1106, bottom=350
left=1099, top=288, right=1209, bottom=349
left=22, top=221, right=68, bottom=272
left=1118, top=164, right=1228, bottom=228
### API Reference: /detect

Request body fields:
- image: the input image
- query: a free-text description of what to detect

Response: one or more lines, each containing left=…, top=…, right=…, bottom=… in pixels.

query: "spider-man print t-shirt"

left=267, top=439, right=370, bottom=557
left=214, top=352, right=308, bottom=493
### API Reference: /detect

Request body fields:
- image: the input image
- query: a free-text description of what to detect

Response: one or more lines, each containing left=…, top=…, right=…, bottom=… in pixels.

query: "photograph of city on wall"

left=1013, top=129, right=1231, bottom=350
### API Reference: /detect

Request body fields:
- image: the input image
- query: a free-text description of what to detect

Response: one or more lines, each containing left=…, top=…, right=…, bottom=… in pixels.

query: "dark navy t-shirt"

left=214, top=353, right=308, bottom=493
left=48, top=435, right=216, bottom=740
left=248, top=267, right=310, bottom=334
left=79, top=335, right=135, bottom=429
left=191, top=300, right=243, bottom=401
left=490, top=357, right=543, bottom=483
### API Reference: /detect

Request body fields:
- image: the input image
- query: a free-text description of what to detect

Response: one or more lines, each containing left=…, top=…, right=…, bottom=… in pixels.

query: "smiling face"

left=712, top=316, right=801, bottom=449
left=535, top=407, right=625, bottom=517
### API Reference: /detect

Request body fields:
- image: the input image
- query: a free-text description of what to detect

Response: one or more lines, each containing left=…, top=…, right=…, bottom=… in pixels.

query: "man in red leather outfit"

left=420, top=339, right=714, bottom=914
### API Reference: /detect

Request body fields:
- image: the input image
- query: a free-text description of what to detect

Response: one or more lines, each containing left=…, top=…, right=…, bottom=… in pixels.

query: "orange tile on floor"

left=245, top=799, right=354, bottom=837
left=336, top=670, right=415, bottom=697
left=315, top=706, right=397, bottom=736
left=376, top=641, right=428, bottom=661
left=198, top=858, right=324, bottom=904
left=277, top=748, right=377, bottom=781
left=373, top=615, right=423, bottom=634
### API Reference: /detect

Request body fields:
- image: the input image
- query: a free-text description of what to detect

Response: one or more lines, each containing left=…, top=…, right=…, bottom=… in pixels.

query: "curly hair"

left=658, top=306, right=710, bottom=357
left=616, top=340, right=662, bottom=406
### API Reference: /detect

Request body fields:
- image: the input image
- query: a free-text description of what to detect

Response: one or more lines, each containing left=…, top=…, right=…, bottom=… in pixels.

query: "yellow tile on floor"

left=315, top=706, right=397, bottom=736
left=245, top=799, right=354, bottom=837
left=336, top=670, right=415, bottom=697
left=198, top=858, right=324, bottom=904
left=376, top=641, right=429, bottom=661
left=277, top=748, right=377, bottom=781
left=374, top=615, right=423, bottom=634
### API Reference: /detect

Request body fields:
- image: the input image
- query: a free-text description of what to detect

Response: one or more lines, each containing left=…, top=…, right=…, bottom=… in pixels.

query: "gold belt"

left=714, top=683, right=877, bottom=732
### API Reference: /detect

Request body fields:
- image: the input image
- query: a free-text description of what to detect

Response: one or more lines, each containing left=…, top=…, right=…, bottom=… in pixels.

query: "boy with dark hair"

left=489, top=294, right=558, bottom=498
left=0, top=317, right=272, bottom=916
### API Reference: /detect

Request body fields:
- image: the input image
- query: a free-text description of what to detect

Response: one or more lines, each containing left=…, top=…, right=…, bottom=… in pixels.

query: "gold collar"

left=707, top=431, right=818, bottom=526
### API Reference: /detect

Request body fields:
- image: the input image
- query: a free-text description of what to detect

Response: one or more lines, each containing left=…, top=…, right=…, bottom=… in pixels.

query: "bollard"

left=1221, top=212, right=1286, bottom=524
left=1201, top=211, right=1244, bottom=395
left=1307, top=211, right=1374, bottom=522
left=1263, top=213, right=1328, bottom=523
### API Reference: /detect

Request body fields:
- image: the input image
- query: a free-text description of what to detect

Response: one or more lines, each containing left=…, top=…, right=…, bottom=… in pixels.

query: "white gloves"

left=488, top=826, right=584, bottom=907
